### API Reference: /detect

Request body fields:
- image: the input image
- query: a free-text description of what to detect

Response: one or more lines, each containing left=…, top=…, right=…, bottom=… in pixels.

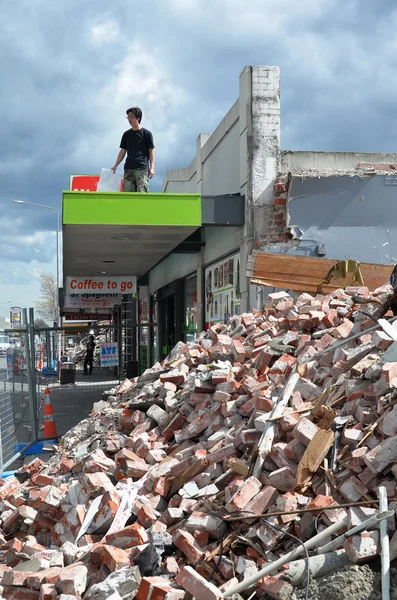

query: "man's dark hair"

left=126, top=107, right=142, bottom=123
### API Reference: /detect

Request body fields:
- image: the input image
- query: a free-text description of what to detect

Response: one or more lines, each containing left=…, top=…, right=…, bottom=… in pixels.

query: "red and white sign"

left=10, top=307, right=21, bottom=325
left=65, top=293, right=122, bottom=309
left=64, top=313, right=111, bottom=321
left=70, top=174, right=123, bottom=192
left=66, top=276, right=137, bottom=294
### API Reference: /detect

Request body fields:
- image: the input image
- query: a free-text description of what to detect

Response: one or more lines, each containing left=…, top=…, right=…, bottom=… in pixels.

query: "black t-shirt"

left=120, top=128, right=155, bottom=170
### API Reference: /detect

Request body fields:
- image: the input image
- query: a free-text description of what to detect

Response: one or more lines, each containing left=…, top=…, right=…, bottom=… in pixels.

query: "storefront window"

left=205, top=252, right=241, bottom=328
left=183, top=276, right=197, bottom=343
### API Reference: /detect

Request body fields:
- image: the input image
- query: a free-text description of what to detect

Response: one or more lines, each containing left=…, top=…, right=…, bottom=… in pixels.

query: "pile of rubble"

left=2, top=283, right=397, bottom=599
left=67, top=330, right=107, bottom=367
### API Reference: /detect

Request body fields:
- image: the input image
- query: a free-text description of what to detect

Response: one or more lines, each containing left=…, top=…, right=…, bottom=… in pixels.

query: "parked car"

left=0, top=334, right=11, bottom=356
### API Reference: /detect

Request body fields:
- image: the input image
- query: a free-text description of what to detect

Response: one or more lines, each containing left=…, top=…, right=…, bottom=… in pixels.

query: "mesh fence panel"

left=0, top=347, right=23, bottom=470
left=34, top=328, right=121, bottom=439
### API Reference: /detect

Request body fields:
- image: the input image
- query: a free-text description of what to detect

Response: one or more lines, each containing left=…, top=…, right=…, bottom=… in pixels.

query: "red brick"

left=284, top=438, right=306, bottom=462
left=258, top=574, right=294, bottom=600
left=173, top=529, right=204, bottom=563
left=225, top=476, right=262, bottom=512
left=245, top=485, right=279, bottom=516
left=39, top=583, right=57, bottom=600
left=105, top=523, right=149, bottom=549
left=373, top=330, right=393, bottom=350
left=3, top=570, right=33, bottom=586
left=194, top=530, right=209, bottom=547
left=232, top=339, right=246, bottom=363
left=175, top=566, right=223, bottom=600
left=101, top=544, right=130, bottom=570
left=137, top=576, right=184, bottom=600
left=138, top=504, right=159, bottom=527
left=344, top=531, right=380, bottom=564
left=333, top=318, right=354, bottom=339
left=1, top=587, right=40, bottom=599
left=165, top=556, right=180, bottom=575
left=267, top=466, right=295, bottom=491
left=322, top=310, right=341, bottom=328
left=55, top=563, right=88, bottom=596
left=307, top=494, right=334, bottom=512
left=292, top=417, right=319, bottom=446
left=380, top=362, right=397, bottom=387
left=24, top=567, right=63, bottom=591
left=162, top=413, right=186, bottom=441
left=31, top=474, right=53, bottom=487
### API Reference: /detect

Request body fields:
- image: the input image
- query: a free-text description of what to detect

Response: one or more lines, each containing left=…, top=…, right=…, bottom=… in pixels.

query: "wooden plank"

left=294, top=429, right=334, bottom=490
left=253, top=255, right=391, bottom=280
left=252, top=278, right=338, bottom=294
left=250, top=252, right=392, bottom=294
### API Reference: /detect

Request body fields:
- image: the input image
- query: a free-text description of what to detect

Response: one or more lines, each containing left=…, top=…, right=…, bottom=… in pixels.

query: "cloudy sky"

left=0, top=0, right=396, bottom=317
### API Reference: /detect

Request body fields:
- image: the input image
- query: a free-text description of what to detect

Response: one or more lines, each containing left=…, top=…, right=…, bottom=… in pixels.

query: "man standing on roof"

left=111, top=107, right=155, bottom=192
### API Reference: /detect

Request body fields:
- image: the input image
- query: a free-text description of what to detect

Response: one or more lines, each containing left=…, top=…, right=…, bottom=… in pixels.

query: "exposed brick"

left=173, top=529, right=204, bottom=564
left=175, top=566, right=223, bottom=600
left=137, top=576, right=185, bottom=600
left=292, top=417, right=319, bottom=446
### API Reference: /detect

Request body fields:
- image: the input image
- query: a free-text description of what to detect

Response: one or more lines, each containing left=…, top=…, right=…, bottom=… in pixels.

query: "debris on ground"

left=291, top=564, right=397, bottom=600
left=2, top=282, right=397, bottom=598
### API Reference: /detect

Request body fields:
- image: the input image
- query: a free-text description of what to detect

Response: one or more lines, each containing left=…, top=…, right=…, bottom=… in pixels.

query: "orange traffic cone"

left=43, top=387, right=58, bottom=439
left=37, top=345, right=43, bottom=370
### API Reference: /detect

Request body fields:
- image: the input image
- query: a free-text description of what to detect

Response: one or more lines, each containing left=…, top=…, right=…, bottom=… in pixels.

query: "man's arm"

left=148, top=148, right=155, bottom=178
left=111, top=148, right=126, bottom=173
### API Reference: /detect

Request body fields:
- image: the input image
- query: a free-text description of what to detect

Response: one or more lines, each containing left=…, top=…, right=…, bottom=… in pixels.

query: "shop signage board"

left=64, top=293, right=122, bottom=309
left=64, top=313, right=111, bottom=321
left=69, top=174, right=124, bottom=192
left=66, top=276, right=137, bottom=294
left=100, top=342, right=119, bottom=367
left=10, top=306, right=21, bottom=325
left=205, top=252, right=241, bottom=327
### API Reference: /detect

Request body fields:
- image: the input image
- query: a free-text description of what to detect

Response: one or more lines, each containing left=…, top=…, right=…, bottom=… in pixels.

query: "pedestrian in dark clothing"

left=84, top=335, right=96, bottom=375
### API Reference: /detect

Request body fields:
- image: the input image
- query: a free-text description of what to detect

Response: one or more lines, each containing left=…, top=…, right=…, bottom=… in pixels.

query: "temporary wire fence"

left=0, top=362, right=17, bottom=471
left=33, top=326, right=121, bottom=439
left=1, top=307, right=157, bottom=467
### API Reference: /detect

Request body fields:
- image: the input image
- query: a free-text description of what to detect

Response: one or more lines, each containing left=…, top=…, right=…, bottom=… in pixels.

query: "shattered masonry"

left=1, top=282, right=397, bottom=598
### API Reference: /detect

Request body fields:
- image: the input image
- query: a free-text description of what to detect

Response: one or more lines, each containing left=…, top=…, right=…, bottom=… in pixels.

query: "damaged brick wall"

left=259, top=173, right=293, bottom=246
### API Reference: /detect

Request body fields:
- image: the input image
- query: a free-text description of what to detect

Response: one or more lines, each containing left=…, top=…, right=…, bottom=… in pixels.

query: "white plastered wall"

left=154, top=66, right=281, bottom=325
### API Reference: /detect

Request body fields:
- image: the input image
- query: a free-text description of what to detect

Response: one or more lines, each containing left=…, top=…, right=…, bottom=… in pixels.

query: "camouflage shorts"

left=123, top=168, right=149, bottom=193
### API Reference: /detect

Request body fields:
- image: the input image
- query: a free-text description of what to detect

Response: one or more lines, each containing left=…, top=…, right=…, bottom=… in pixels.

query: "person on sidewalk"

left=84, top=335, right=96, bottom=376
left=111, top=107, right=155, bottom=192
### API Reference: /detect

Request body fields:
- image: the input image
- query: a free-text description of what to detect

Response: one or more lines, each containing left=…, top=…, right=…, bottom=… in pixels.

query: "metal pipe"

left=284, top=550, right=350, bottom=586
left=29, top=308, right=39, bottom=441
left=223, top=498, right=397, bottom=522
left=222, top=518, right=345, bottom=597
left=22, top=309, right=38, bottom=453
left=316, top=510, right=394, bottom=555
left=222, top=511, right=393, bottom=598
left=379, top=487, right=391, bottom=600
